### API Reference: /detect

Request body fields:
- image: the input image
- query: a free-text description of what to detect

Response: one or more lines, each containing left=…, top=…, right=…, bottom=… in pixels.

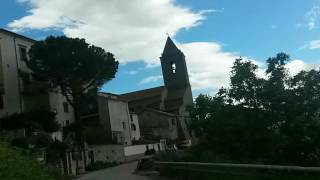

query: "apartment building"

left=0, top=29, right=74, bottom=140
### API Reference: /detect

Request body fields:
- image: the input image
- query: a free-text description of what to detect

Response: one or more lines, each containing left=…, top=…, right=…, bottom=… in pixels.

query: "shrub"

left=0, top=141, right=61, bottom=180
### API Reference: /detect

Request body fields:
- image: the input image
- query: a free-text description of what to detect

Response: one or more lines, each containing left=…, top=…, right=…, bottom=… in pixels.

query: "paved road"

left=76, top=161, right=155, bottom=180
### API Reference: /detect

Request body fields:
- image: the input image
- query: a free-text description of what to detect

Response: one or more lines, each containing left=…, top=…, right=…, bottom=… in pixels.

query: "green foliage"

left=27, top=36, right=119, bottom=107
left=0, top=141, right=61, bottom=180
left=229, top=58, right=263, bottom=108
left=0, top=109, right=59, bottom=133
left=190, top=53, right=320, bottom=166
left=46, top=140, right=68, bottom=164
left=11, top=133, right=52, bottom=149
left=27, top=36, right=119, bottom=148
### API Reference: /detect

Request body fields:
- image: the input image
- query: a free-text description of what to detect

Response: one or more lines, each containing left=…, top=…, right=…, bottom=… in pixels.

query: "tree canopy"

left=27, top=36, right=119, bottom=147
left=190, top=53, right=320, bottom=166
left=27, top=36, right=119, bottom=108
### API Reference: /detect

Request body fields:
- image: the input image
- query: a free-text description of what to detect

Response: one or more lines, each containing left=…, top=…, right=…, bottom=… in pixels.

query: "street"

left=76, top=161, right=156, bottom=180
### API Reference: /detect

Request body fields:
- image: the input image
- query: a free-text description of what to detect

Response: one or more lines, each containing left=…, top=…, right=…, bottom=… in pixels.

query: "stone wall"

left=86, top=145, right=125, bottom=164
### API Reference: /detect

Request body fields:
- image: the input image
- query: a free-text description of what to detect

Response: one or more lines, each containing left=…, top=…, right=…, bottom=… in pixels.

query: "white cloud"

left=179, top=42, right=240, bottom=91
left=286, top=60, right=319, bottom=75
left=139, top=75, right=163, bottom=85
left=180, top=42, right=319, bottom=92
left=309, top=40, right=320, bottom=49
left=9, top=0, right=319, bottom=94
left=9, top=0, right=231, bottom=92
left=296, top=6, right=320, bottom=30
left=305, top=6, right=320, bottom=30
left=125, top=71, right=138, bottom=75
left=9, top=0, right=207, bottom=64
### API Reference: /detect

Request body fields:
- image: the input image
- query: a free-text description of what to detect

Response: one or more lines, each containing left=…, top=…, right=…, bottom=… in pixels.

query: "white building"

left=50, top=92, right=75, bottom=141
left=0, top=28, right=35, bottom=117
left=97, top=92, right=141, bottom=145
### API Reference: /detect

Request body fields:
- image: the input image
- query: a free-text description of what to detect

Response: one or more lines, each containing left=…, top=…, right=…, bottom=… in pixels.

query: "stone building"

left=119, top=37, right=193, bottom=141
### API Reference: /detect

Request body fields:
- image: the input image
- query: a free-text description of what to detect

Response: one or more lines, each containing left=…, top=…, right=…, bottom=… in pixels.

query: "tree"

left=27, top=36, right=119, bottom=171
left=262, top=53, right=290, bottom=112
left=189, top=53, right=320, bottom=166
left=0, top=109, right=59, bottom=134
left=229, top=57, right=264, bottom=108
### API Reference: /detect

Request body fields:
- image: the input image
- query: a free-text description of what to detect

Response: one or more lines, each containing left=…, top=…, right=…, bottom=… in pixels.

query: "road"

left=76, top=161, right=156, bottom=180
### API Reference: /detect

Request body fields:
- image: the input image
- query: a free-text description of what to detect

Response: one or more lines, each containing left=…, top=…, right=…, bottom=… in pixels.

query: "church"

left=0, top=28, right=194, bottom=174
left=85, top=37, right=194, bottom=146
left=119, top=37, right=193, bottom=141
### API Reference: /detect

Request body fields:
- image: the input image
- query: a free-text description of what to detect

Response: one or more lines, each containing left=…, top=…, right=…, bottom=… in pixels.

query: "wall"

left=0, top=32, right=32, bottom=117
left=49, top=92, right=75, bottom=126
left=65, top=151, right=86, bottom=175
left=124, top=143, right=164, bottom=161
left=97, top=95, right=113, bottom=143
left=0, top=31, right=75, bottom=142
left=130, top=113, right=141, bottom=141
left=107, top=99, right=132, bottom=145
left=139, top=110, right=178, bottom=140
left=49, top=91, right=75, bottom=141
left=124, top=143, right=162, bottom=156
left=86, top=145, right=125, bottom=164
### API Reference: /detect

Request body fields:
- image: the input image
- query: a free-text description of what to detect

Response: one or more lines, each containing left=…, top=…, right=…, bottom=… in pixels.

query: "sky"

left=1, top=0, right=320, bottom=96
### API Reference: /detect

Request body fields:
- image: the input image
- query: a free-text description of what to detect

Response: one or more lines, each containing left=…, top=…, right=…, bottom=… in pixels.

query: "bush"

left=153, top=151, right=187, bottom=162
left=0, top=141, right=61, bottom=180
left=85, top=161, right=117, bottom=171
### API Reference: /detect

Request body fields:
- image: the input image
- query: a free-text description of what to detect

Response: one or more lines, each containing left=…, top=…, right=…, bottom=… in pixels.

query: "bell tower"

left=160, top=37, right=190, bottom=89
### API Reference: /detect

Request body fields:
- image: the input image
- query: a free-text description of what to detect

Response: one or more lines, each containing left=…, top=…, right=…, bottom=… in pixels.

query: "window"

left=19, top=47, right=28, bottom=61
left=65, top=120, right=70, bottom=126
left=130, top=114, right=133, bottom=122
left=131, top=123, right=136, bottom=131
left=122, top=122, right=126, bottom=130
left=171, top=62, right=176, bottom=74
left=0, top=95, right=3, bottom=109
left=129, top=107, right=134, bottom=112
left=63, top=102, right=69, bottom=112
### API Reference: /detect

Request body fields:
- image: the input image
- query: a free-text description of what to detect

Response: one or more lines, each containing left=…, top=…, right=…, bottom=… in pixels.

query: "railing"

left=155, top=161, right=320, bottom=180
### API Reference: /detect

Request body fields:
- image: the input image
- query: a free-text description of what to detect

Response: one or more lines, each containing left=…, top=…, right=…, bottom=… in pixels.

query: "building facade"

left=96, top=92, right=141, bottom=145
left=0, top=29, right=74, bottom=140
left=119, top=37, right=193, bottom=141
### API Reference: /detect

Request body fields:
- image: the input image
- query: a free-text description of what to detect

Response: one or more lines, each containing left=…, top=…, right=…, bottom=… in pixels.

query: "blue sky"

left=1, top=0, right=320, bottom=95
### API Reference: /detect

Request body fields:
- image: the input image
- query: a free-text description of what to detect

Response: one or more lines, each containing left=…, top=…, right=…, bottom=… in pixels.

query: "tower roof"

left=162, top=36, right=180, bottom=56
